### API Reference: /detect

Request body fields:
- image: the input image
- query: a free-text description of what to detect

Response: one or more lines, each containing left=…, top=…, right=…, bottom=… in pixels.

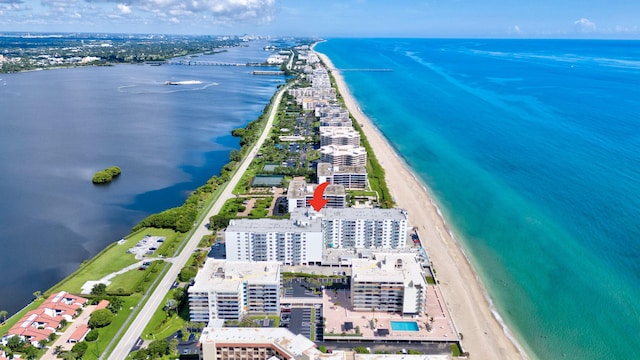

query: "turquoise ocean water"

left=316, top=39, right=640, bottom=359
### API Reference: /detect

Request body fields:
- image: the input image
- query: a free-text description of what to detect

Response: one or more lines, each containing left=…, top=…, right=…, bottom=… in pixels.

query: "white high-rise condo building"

left=188, top=259, right=281, bottom=322
left=317, top=162, right=368, bottom=189
left=320, top=126, right=361, bottom=147
left=321, top=208, right=408, bottom=249
left=225, top=216, right=324, bottom=265
left=320, top=144, right=367, bottom=167
left=224, top=208, right=409, bottom=266
left=351, top=253, right=427, bottom=315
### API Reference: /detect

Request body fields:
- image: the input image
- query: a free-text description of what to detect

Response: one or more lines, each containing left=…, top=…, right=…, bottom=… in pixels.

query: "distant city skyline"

left=1, top=0, right=639, bottom=38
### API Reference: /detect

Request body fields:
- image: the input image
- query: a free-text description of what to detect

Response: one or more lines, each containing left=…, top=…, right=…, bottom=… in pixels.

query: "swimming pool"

left=390, top=321, right=419, bottom=331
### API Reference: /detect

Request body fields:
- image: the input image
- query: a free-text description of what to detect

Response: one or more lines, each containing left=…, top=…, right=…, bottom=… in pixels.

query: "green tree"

left=71, top=341, right=88, bottom=357
left=164, top=299, right=178, bottom=314
left=209, top=214, right=232, bottom=231
left=85, top=329, right=99, bottom=342
left=106, top=296, right=124, bottom=314
left=0, top=309, right=7, bottom=323
left=23, top=345, right=39, bottom=360
left=229, top=149, right=242, bottom=162
left=89, top=309, right=114, bottom=328
left=132, top=349, right=148, bottom=360
left=147, top=339, right=170, bottom=358
left=178, top=266, right=197, bottom=282
left=91, top=283, right=107, bottom=297
left=60, top=351, right=78, bottom=360
left=33, top=290, right=42, bottom=299
left=6, top=335, right=23, bottom=351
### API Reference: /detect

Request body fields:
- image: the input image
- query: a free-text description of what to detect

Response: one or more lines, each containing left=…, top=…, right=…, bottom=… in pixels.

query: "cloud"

left=117, top=3, right=131, bottom=14
left=0, top=0, right=23, bottom=4
left=88, top=0, right=276, bottom=23
left=614, top=25, right=638, bottom=33
left=574, top=18, right=596, bottom=33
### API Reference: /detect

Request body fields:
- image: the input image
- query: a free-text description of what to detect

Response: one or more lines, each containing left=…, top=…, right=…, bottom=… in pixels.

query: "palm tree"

left=54, top=345, right=63, bottom=354
left=0, top=309, right=7, bottom=324
left=33, top=290, right=42, bottom=299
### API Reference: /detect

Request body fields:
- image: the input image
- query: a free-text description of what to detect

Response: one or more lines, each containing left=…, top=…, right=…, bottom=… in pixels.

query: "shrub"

left=71, top=341, right=88, bottom=357
left=85, top=329, right=99, bottom=342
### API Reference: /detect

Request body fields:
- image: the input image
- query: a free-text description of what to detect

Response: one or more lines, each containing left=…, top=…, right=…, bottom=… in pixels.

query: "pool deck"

left=322, top=287, right=459, bottom=342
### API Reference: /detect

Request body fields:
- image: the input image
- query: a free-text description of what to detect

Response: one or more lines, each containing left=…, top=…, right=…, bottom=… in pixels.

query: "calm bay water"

left=317, top=39, right=640, bottom=359
left=0, top=41, right=284, bottom=314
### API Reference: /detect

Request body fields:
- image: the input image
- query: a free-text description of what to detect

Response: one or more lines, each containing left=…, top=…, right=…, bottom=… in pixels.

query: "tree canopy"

left=92, top=166, right=121, bottom=184
left=89, top=308, right=114, bottom=328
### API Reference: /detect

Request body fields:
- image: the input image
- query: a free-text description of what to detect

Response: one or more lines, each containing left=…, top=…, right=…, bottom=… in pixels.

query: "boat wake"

left=117, top=81, right=219, bottom=94
left=164, top=80, right=202, bottom=85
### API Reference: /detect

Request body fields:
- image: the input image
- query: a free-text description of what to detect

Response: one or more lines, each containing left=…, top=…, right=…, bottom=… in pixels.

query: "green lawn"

left=48, top=228, right=175, bottom=294
left=107, top=261, right=168, bottom=294
left=311, top=308, right=316, bottom=340
left=141, top=289, right=188, bottom=341
left=80, top=294, right=144, bottom=359
left=47, top=244, right=134, bottom=294
left=451, top=343, right=462, bottom=356
left=348, top=190, right=378, bottom=198
left=248, top=315, right=280, bottom=328
left=154, top=230, right=182, bottom=257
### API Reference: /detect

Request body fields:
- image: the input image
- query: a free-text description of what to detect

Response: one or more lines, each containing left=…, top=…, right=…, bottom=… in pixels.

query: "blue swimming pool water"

left=390, top=321, right=419, bottom=331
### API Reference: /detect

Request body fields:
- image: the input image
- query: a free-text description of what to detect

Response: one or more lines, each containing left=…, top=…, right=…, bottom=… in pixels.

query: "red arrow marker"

left=308, top=181, right=330, bottom=212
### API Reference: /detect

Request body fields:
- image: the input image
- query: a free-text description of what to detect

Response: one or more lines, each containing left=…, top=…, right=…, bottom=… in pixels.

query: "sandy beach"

left=314, top=47, right=529, bottom=360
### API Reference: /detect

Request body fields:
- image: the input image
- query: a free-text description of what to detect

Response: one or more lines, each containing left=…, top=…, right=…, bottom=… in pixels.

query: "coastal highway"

left=107, top=82, right=291, bottom=360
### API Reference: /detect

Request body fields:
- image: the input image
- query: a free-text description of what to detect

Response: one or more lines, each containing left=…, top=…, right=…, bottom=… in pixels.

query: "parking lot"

left=126, top=235, right=165, bottom=259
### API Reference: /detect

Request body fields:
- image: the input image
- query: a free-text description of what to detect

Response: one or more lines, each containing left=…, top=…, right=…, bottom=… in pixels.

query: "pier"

left=253, top=70, right=285, bottom=75
left=338, top=68, right=393, bottom=72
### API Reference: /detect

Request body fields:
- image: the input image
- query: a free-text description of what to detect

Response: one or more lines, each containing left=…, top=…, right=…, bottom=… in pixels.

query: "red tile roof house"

left=68, top=324, right=90, bottom=343
left=1, top=291, right=88, bottom=348
left=0, top=349, right=9, bottom=360
left=94, top=299, right=110, bottom=312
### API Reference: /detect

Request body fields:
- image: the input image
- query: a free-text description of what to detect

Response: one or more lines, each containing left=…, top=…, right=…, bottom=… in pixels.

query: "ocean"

left=316, top=39, right=640, bottom=360
left=0, top=40, right=284, bottom=315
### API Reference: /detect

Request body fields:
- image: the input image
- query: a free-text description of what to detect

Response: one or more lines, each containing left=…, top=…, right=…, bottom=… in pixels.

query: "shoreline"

left=313, top=45, right=531, bottom=359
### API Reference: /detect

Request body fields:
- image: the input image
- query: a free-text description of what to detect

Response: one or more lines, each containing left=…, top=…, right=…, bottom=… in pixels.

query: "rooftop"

left=287, top=179, right=346, bottom=199
left=191, top=259, right=281, bottom=292
left=351, top=253, right=426, bottom=284
left=308, top=207, right=408, bottom=221
left=226, top=216, right=322, bottom=233
left=317, top=162, right=367, bottom=176
left=200, top=327, right=346, bottom=359
left=320, top=126, right=360, bottom=137
left=320, top=145, right=367, bottom=157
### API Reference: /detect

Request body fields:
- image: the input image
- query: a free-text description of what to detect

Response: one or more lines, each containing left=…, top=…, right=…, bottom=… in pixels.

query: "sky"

left=0, top=0, right=639, bottom=38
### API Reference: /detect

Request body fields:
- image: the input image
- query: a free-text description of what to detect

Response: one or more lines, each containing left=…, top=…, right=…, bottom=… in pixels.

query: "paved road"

left=108, top=82, right=291, bottom=360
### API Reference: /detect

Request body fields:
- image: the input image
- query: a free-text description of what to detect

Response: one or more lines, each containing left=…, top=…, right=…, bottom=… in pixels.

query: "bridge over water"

left=166, top=60, right=278, bottom=67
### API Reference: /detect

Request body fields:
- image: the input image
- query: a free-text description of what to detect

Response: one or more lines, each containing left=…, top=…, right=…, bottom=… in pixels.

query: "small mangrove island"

left=92, top=166, right=122, bottom=184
